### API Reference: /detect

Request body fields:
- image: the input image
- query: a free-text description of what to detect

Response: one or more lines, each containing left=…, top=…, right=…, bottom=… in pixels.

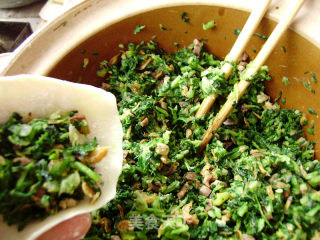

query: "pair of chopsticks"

left=198, top=0, right=305, bottom=153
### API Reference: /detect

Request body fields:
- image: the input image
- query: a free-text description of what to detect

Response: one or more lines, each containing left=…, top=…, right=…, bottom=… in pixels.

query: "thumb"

left=36, top=213, right=92, bottom=240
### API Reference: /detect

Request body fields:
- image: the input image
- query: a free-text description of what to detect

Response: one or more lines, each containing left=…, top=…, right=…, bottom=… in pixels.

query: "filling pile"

left=0, top=111, right=106, bottom=230
left=86, top=40, right=319, bottom=239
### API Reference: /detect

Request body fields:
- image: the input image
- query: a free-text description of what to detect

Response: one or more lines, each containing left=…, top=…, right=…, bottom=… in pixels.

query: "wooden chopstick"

left=198, top=0, right=306, bottom=153
left=195, top=0, right=272, bottom=118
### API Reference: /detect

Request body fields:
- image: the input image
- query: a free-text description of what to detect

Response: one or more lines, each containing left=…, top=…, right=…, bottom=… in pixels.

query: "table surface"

left=0, top=1, right=46, bottom=31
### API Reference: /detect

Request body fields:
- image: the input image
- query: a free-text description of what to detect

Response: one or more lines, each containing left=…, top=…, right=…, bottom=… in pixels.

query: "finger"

left=36, top=213, right=92, bottom=240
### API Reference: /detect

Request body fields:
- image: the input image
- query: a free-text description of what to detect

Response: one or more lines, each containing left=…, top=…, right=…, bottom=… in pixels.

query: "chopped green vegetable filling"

left=307, top=120, right=315, bottom=135
left=282, top=76, right=290, bottom=86
left=134, top=25, right=146, bottom=34
left=0, top=111, right=103, bottom=230
left=253, top=33, right=268, bottom=40
left=203, top=21, right=215, bottom=30
left=87, top=40, right=320, bottom=240
left=233, top=29, right=268, bottom=40
left=181, top=12, right=190, bottom=23
left=159, top=24, right=171, bottom=31
left=308, top=107, right=317, bottom=115
left=234, top=29, right=241, bottom=35
left=303, top=82, right=315, bottom=93
left=311, top=72, right=318, bottom=83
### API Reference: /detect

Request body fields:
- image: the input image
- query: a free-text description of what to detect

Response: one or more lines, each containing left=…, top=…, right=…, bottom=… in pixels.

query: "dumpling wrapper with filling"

left=0, top=75, right=123, bottom=240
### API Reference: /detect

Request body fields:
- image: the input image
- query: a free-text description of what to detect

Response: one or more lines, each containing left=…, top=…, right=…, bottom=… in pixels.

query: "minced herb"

left=282, top=76, right=290, bottom=86
left=254, top=33, right=268, bottom=40
left=134, top=25, right=146, bottom=34
left=308, top=107, right=317, bottom=115
left=173, top=42, right=179, bottom=48
left=0, top=111, right=105, bottom=230
left=159, top=24, right=171, bottom=31
left=307, top=120, right=315, bottom=135
left=203, top=20, right=215, bottom=30
left=303, top=82, right=315, bottom=93
left=234, top=29, right=241, bottom=35
left=87, top=40, right=320, bottom=240
left=275, top=90, right=282, bottom=102
left=281, top=46, right=286, bottom=53
left=233, top=29, right=268, bottom=40
left=304, top=82, right=310, bottom=90
left=311, top=72, right=318, bottom=83
left=281, top=96, right=287, bottom=105
left=181, top=12, right=190, bottom=23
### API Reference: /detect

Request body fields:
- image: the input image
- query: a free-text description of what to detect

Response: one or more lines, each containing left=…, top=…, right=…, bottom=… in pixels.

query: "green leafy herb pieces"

left=254, top=33, right=268, bottom=40
left=203, top=20, right=215, bottom=30
left=308, top=107, right=317, bottom=115
left=159, top=24, right=171, bottom=31
left=281, top=45, right=287, bottom=53
left=0, top=111, right=103, bottom=230
left=72, top=161, right=101, bottom=182
left=304, top=82, right=315, bottom=93
left=134, top=25, right=146, bottom=34
left=234, top=28, right=241, bottom=35
left=181, top=12, right=190, bottom=23
left=59, top=171, right=81, bottom=195
left=233, top=29, right=268, bottom=40
left=311, top=72, right=318, bottom=83
left=304, top=82, right=311, bottom=90
left=88, top=40, right=319, bottom=240
left=275, top=90, right=282, bottom=102
left=307, top=120, right=315, bottom=135
left=282, top=76, right=290, bottom=85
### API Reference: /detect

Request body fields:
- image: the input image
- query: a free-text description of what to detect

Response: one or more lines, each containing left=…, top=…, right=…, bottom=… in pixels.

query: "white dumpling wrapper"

left=0, top=75, right=123, bottom=240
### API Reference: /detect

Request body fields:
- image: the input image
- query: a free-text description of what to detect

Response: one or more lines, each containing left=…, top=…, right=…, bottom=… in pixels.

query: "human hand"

left=36, top=213, right=92, bottom=240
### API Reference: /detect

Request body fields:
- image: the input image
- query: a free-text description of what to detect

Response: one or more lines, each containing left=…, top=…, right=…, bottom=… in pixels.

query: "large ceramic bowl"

left=1, top=0, right=320, bottom=156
